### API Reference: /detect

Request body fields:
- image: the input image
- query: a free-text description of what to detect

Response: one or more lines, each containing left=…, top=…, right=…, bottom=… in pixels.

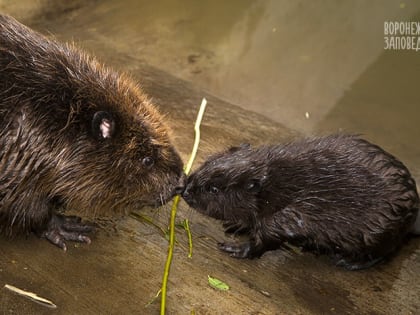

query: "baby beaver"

left=183, top=135, right=419, bottom=270
left=0, top=15, right=184, bottom=249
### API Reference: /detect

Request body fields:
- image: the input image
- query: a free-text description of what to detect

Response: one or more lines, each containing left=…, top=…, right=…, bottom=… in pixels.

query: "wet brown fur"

left=0, top=15, right=183, bottom=236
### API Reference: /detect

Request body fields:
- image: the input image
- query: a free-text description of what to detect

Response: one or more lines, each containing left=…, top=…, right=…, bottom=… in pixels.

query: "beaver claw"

left=334, top=256, right=385, bottom=271
left=218, top=242, right=254, bottom=258
left=40, top=214, right=95, bottom=251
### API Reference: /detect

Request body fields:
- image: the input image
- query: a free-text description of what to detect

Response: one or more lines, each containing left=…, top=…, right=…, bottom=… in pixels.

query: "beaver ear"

left=91, top=111, right=116, bottom=140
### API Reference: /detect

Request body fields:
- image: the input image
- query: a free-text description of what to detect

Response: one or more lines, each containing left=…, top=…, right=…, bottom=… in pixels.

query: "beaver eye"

left=142, top=157, right=154, bottom=168
left=209, top=186, right=219, bottom=194
left=245, top=180, right=261, bottom=193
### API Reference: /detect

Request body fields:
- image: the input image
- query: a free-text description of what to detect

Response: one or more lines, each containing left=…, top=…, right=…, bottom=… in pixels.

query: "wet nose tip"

left=174, top=173, right=187, bottom=196
left=182, top=188, right=190, bottom=198
left=174, top=185, right=185, bottom=195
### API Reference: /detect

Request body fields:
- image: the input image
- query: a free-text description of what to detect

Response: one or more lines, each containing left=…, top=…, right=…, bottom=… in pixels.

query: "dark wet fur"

left=183, top=135, right=419, bottom=270
left=0, top=15, right=183, bottom=246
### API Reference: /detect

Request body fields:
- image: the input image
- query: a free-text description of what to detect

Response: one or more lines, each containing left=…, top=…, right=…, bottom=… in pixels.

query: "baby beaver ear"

left=91, top=111, right=116, bottom=140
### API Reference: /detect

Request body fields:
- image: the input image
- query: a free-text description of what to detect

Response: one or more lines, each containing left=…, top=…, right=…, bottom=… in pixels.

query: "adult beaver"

left=182, top=135, right=419, bottom=270
left=0, top=15, right=184, bottom=250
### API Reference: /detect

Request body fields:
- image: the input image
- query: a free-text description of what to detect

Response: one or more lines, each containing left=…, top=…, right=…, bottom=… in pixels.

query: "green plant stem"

left=160, top=195, right=180, bottom=315
left=184, top=219, right=193, bottom=258
left=160, top=97, right=207, bottom=315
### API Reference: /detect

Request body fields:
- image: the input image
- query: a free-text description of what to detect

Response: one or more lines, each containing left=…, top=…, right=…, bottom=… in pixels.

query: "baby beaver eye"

left=208, top=186, right=220, bottom=194
left=142, top=157, right=154, bottom=168
left=245, top=180, right=262, bottom=193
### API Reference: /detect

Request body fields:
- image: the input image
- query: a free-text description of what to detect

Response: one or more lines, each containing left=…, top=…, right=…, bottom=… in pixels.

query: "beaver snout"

left=172, top=173, right=187, bottom=196
left=182, top=189, right=190, bottom=200
left=181, top=185, right=192, bottom=204
left=174, top=185, right=186, bottom=195
left=181, top=184, right=197, bottom=208
left=181, top=182, right=192, bottom=198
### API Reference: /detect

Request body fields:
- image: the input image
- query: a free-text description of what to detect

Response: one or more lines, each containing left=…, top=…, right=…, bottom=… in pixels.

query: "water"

left=49, top=0, right=420, bottom=175
left=49, top=1, right=420, bottom=133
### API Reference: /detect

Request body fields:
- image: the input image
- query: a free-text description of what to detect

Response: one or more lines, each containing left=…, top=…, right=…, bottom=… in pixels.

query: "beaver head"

left=183, top=144, right=266, bottom=224
left=0, top=14, right=184, bottom=222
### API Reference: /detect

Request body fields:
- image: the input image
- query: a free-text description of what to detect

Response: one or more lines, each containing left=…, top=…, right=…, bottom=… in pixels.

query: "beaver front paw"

left=39, top=214, right=95, bottom=251
left=218, top=241, right=265, bottom=259
left=334, top=255, right=386, bottom=271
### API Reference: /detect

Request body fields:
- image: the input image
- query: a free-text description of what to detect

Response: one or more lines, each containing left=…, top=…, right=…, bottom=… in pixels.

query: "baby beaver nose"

left=181, top=183, right=193, bottom=200
left=181, top=187, right=197, bottom=208
left=182, top=188, right=189, bottom=198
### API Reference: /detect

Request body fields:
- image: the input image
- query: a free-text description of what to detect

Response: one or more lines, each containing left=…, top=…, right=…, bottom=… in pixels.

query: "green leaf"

left=208, top=275, right=230, bottom=291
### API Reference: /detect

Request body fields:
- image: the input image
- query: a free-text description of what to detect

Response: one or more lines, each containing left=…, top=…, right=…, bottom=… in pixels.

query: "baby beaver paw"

left=40, top=214, right=95, bottom=251
left=334, top=255, right=385, bottom=271
left=218, top=241, right=263, bottom=259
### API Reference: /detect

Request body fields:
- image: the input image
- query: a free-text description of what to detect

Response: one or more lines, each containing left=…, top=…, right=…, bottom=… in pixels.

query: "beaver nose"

left=182, top=188, right=195, bottom=207
left=173, top=173, right=186, bottom=195
left=174, top=185, right=185, bottom=195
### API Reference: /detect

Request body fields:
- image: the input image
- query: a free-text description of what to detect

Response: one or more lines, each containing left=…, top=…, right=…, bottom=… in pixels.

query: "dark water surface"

left=7, top=1, right=420, bottom=131
left=19, top=0, right=420, bottom=173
